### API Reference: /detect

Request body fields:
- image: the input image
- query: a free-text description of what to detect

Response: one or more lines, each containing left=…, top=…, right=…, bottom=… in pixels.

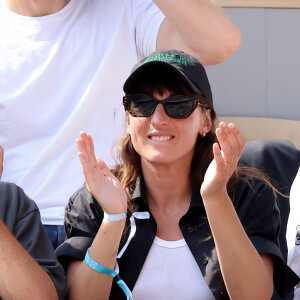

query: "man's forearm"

left=0, top=220, right=58, bottom=300
left=155, top=0, right=241, bottom=65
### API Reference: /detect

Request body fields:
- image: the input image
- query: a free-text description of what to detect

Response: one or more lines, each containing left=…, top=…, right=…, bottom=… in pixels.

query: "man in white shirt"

left=0, top=0, right=241, bottom=248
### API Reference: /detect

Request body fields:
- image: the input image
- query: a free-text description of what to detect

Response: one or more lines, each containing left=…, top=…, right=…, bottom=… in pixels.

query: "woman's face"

left=127, top=90, right=211, bottom=167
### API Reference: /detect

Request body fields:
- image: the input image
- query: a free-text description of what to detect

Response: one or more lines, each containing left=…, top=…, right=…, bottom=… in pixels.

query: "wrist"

left=201, top=187, right=229, bottom=202
left=103, top=211, right=127, bottom=222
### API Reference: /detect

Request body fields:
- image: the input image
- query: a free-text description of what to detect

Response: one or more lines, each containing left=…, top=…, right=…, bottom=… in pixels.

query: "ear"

left=199, top=109, right=212, bottom=136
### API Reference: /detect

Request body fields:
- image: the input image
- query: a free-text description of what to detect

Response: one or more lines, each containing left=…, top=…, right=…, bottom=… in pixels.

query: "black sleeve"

left=55, top=185, right=104, bottom=269
left=235, top=179, right=299, bottom=298
left=240, top=139, right=300, bottom=261
left=235, top=180, right=281, bottom=255
left=0, top=182, right=66, bottom=300
left=239, top=140, right=300, bottom=298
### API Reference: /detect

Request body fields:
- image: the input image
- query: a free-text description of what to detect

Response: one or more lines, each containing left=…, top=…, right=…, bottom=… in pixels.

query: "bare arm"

left=201, top=122, right=274, bottom=300
left=203, top=194, right=274, bottom=300
left=155, top=0, right=241, bottom=65
left=0, top=219, right=58, bottom=300
left=67, top=132, right=127, bottom=300
left=67, top=220, right=126, bottom=300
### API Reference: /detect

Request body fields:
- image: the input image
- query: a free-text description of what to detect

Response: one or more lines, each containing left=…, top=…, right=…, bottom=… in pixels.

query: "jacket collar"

left=130, top=176, right=205, bottom=212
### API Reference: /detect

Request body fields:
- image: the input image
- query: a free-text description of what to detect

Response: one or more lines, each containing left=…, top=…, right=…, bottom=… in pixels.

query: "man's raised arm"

left=155, top=0, right=241, bottom=65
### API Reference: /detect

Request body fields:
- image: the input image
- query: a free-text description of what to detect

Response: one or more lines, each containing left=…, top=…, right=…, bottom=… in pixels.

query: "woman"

left=56, top=50, right=289, bottom=300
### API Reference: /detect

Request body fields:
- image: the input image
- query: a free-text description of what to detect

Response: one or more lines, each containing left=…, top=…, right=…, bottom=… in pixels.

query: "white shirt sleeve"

left=130, top=0, right=165, bottom=59
left=287, top=167, right=300, bottom=299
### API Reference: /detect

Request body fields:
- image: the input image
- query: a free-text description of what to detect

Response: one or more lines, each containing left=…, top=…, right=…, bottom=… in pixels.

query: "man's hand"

left=0, top=146, right=3, bottom=179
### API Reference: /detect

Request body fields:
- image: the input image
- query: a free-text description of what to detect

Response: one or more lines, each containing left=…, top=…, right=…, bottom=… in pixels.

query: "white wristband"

left=103, top=211, right=127, bottom=222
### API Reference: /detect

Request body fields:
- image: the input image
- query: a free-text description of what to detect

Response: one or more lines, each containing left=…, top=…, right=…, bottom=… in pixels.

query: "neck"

left=142, top=161, right=192, bottom=212
left=6, top=0, right=70, bottom=17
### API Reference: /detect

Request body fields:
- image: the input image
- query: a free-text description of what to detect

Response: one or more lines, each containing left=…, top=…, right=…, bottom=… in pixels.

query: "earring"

left=202, top=132, right=206, bottom=137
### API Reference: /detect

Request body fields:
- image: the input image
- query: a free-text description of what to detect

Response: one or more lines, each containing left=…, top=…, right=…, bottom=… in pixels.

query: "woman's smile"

left=148, top=133, right=174, bottom=142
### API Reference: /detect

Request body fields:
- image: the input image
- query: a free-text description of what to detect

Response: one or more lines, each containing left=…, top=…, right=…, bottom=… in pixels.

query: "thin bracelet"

left=103, top=211, right=127, bottom=222
left=85, top=248, right=132, bottom=299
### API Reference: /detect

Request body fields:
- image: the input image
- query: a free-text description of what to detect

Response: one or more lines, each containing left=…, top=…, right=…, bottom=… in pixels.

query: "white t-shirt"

left=132, top=236, right=216, bottom=300
left=287, top=167, right=300, bottom=299
left=0, top=0, right=165, bottom=224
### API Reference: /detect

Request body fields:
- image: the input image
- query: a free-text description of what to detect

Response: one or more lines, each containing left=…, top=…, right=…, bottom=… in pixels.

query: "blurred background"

left=206, top=1, right=300, bottom=148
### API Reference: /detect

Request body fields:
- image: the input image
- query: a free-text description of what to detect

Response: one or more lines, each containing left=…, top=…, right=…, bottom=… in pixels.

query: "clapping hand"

left=201, top=122, right=245, bottom=199
left=76, top=132, right=127, bottom=214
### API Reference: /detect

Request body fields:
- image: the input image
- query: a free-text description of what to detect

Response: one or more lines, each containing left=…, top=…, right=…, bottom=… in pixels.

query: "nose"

left=151, top=103, right=168, bottom=126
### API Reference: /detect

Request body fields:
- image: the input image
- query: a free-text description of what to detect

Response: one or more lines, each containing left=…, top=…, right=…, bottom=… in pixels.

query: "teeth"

left=150, top=136, right=172, bottom=142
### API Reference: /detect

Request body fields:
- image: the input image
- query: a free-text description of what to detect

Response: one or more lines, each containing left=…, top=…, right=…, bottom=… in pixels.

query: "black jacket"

left=57, top=141, right=299, bottom=299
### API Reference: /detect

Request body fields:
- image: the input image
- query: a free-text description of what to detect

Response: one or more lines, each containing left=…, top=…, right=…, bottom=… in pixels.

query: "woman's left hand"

left=201, top=122, right=245, bottom=199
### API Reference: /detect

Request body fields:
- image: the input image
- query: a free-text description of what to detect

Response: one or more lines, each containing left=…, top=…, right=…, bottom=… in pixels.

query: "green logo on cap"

left=140, top=54, right=191, bottom=67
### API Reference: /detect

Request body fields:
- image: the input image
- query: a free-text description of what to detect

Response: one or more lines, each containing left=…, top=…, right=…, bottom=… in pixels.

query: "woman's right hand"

left=76, top=132, right=127, bottom=214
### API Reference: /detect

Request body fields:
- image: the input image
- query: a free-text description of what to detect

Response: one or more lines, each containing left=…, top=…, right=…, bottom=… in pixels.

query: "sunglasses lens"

left=127, top=95, right=156, bottom=117
left=164, top=98, right=197, bottom=119
left=125, top=95, right=198, bottom=119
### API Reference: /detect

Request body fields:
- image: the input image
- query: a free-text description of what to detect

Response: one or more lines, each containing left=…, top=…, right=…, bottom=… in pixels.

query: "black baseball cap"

left=123, top=49, right=213, bottom=103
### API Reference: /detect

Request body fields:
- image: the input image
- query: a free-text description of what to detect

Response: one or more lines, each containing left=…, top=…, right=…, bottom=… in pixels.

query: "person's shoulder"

left=62, top=184, right=104, bottom=255
left=0, top=181, right=38, bottom=223
left=66, top=184, right=103, bottom=221
left=68, top=184, right=95, bottom=207
left=234, top=178, right=278, bottom=218
left=240, top=140, right=300, bottom=195
left=0, top=181, right=23, bottom=194
left=241, top=140, right=300, bottom=177
left=70, top=183, right=89, bottom=200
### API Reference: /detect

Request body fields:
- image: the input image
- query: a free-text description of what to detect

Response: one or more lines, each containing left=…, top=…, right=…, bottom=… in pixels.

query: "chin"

left=141, top=153, right=174, bottom=166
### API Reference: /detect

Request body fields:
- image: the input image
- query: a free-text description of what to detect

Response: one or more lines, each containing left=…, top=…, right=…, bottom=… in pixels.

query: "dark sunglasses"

left=123, top=94, right=206, bottom=119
